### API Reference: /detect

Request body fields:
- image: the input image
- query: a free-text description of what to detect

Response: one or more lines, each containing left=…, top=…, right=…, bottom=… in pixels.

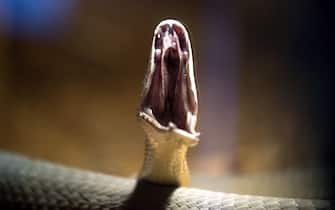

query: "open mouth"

left=140, top=20, right=198, bottom=135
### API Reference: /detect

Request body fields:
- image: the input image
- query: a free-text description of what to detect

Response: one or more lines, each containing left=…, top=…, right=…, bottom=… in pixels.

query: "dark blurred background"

left=0, top=0, right=333, bottom=197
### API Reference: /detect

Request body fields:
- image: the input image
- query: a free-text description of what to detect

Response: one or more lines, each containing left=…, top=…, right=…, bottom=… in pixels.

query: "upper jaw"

left=139, top=19, right=199, bottom=143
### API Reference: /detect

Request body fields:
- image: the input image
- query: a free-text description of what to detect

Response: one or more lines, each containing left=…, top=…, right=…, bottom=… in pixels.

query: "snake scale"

left=0, top=19, right=333, bottom=209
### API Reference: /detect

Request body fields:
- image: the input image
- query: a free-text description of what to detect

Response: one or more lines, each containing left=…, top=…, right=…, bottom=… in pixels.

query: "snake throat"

left=140, top=19, right=198, bottom=135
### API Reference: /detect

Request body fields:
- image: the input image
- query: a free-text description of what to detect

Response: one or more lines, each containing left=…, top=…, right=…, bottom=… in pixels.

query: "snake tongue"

left=140, top=20, right=198, bottom=135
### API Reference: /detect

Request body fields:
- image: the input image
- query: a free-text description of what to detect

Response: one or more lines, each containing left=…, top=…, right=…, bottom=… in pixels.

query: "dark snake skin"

left=0, top=151, right=332, bottom=210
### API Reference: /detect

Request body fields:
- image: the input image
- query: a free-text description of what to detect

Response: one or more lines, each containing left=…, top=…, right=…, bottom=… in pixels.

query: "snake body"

left=0, top=20, right=333, bottom=209
left=0, top=151, right=332, bottom=210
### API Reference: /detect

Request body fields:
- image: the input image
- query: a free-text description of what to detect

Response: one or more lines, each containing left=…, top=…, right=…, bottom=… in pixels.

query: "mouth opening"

left=164, top=48, right=180, bottom=71
left=141, top=20, right=198, bottom=135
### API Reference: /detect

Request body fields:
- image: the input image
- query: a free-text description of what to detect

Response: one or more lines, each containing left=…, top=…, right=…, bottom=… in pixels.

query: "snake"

left=0, top=19, right=333, bottom=210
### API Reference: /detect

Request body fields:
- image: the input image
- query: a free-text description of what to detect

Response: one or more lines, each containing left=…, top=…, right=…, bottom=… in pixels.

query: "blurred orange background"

left=0, top=0, right=333, bottom=196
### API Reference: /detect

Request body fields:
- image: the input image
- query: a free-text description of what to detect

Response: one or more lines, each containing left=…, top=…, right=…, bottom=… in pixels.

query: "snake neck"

left=139, top=136, right=190, bottom=186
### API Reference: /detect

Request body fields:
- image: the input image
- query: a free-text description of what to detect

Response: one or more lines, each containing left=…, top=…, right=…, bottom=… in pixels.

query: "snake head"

left=139, top=19, right=199, bottom=146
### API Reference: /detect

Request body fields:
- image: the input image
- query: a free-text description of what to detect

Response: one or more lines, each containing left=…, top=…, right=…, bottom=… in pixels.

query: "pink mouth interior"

left=141, top=23, right=196, bottom=134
